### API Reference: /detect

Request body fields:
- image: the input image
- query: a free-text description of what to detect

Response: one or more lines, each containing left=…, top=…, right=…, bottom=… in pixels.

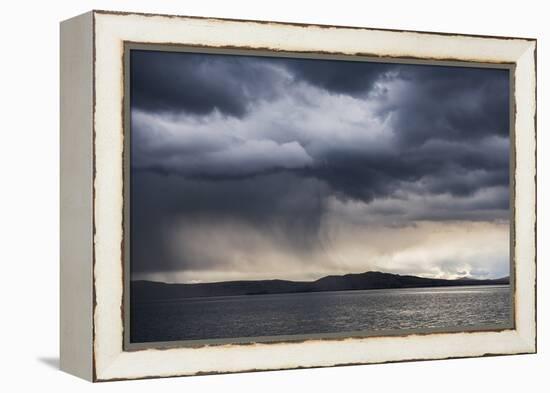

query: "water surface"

left=130, top=285, right=512, bottom=343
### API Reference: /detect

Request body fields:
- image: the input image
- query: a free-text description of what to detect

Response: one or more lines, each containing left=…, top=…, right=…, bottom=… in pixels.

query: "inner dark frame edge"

left=121, top=42, right=517, bottom=352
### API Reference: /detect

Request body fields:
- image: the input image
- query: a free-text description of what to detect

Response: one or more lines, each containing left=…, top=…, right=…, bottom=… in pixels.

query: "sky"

left=130, top=49, right=510, bottom=283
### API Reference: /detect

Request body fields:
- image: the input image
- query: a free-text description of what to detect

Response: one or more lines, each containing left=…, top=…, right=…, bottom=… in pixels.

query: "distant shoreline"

left=131, top=271, right=509, bottom=303
left=134, top=284, right=510, bottom=304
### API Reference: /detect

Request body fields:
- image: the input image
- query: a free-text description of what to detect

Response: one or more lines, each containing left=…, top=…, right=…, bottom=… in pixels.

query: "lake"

left=130, top=285, right=512, bottom=343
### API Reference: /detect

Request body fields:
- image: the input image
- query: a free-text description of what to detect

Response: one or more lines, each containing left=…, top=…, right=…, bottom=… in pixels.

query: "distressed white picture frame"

left=60, top=10, right=536, bottom=382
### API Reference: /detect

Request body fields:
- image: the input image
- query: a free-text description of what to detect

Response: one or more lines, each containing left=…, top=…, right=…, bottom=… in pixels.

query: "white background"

left=0, top=0, right=545, bottom=391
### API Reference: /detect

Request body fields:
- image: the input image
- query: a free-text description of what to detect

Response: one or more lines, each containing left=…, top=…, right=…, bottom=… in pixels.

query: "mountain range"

left=131, top=271, right=509, bottom=303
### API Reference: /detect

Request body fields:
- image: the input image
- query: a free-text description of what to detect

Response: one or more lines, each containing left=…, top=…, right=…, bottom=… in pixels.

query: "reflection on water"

left=130, top=285, right=512, bottom=343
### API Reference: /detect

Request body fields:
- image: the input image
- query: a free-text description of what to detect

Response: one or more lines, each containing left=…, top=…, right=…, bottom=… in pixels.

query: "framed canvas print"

left=60, top=10, right=537, bottom=382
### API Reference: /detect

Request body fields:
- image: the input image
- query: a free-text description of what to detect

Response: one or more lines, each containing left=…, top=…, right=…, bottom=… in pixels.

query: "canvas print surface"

left=128, top=48, right=512, bottom=345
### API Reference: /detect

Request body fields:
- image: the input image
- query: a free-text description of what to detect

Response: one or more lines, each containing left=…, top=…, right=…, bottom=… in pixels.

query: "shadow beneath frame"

left=37, top=356, right=59, bottom=370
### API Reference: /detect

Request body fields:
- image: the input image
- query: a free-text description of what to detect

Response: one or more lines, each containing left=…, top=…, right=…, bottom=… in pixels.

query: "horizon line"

left=130, top=270, right=510, bottom=286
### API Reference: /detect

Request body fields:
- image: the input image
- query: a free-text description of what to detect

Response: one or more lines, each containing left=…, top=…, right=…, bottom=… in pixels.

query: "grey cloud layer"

left=131, top=52, right=509, bottom=202
left=130, top=50, right=510, bottom=279
left=131, top=50, right=290, bottom=117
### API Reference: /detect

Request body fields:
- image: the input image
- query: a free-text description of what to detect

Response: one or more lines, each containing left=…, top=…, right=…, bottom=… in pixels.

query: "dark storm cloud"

left=131, top=51, right=509, bottom=204
left=131, top=50, right=287, bottom=117
left=297, top=133, right=508, bottom=204
left=130, top=50, right=511, bottom=278
left=295, top=64, right=510, bottom=202
left=131, top=50, right=394, bottom=117
left=285, top=59, right=395, bottom=96
left=384, top=65, right=510, bottom=145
